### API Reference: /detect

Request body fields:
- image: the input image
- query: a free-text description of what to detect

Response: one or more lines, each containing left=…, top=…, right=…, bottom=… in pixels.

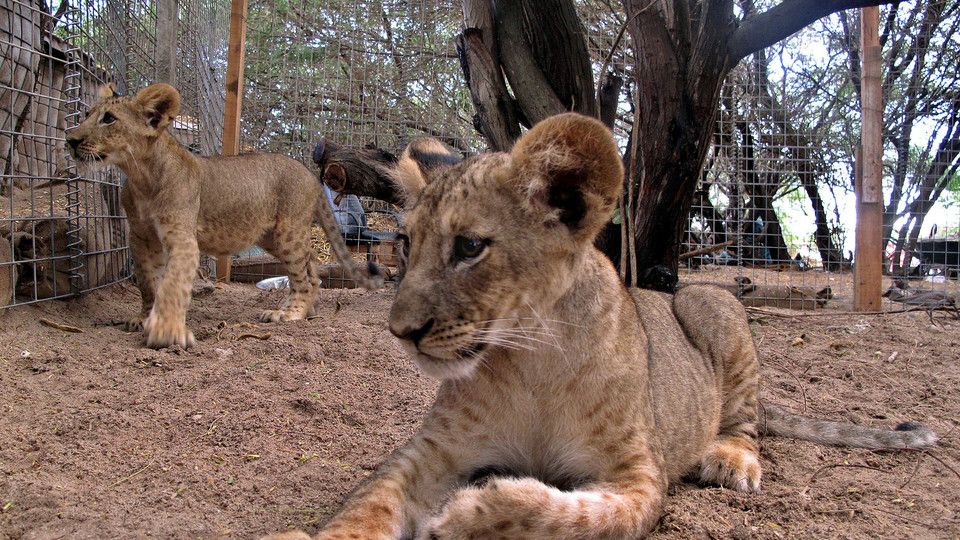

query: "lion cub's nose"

left=66, top=137, right=81, bottom=152
left=390, top=317, right=435, bottom=345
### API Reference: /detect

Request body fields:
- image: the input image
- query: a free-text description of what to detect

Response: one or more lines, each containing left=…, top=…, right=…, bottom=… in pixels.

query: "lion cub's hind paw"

left=699, top=438, right=762, bottom=493
left=121, top=317, right=144, bottom=332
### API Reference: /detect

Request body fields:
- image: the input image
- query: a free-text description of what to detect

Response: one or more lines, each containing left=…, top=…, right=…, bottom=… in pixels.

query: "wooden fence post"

left=215, top=0, right=249, bottom=282
left=854, top=6, right=883, bottom=311
left=155, top=0, right=178, bottom=86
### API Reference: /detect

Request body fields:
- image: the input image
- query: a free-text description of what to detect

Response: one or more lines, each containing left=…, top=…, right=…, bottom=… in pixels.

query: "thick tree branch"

left=598, top=73, right=623, bottom=129
left=494, top=1, right=568, bottom=126
left=727, top=0, right=896, bottom=64
left=516, top=0, right=597, bottom=117
left=312, top=140, right=405, bottom=206
left=456, top=28, right=521, bottom=151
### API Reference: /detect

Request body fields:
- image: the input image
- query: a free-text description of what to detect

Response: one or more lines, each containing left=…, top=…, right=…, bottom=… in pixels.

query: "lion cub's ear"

left=134, top=83, right=181, bottom=132
left=391, top=137, right=461, bottom=207
left=511, top=113, right=624, bottom=242
left=96, top=82, right=119, bottom=100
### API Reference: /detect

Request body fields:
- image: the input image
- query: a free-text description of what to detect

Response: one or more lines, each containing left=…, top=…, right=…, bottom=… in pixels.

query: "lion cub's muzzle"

left=389, top=317, right=435, bottom=345
left=389, top=310, right=485, bottom=379
left=65, top=136, right=105, bottom=162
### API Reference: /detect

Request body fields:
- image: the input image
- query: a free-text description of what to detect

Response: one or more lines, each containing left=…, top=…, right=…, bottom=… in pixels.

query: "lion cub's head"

left=66, top=83, right=180, bottom=169
left=388, top=113, right=623, bottom=379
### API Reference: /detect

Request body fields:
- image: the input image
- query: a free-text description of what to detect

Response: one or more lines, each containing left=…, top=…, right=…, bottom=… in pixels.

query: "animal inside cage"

left=1, top=1, right=129, bottom=308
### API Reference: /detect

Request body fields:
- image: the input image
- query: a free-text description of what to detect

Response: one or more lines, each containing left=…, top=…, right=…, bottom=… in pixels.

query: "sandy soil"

left=0, top=281, right=957, bottom=539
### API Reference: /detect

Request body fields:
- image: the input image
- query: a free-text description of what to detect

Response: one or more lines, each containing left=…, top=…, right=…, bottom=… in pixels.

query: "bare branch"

left=727, top=0, right=897, bottom=64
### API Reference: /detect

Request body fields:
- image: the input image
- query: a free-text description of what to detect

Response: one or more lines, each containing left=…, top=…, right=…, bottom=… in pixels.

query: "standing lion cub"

left=266, top=114, right=935, bottom=539
left=67, top=83, right=381, bottom=348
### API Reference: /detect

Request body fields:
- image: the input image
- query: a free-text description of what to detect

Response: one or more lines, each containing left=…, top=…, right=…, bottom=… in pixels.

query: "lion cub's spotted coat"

left=268, top=114, right=935, bottom=540
left=67, top=83, right=380, bottom=349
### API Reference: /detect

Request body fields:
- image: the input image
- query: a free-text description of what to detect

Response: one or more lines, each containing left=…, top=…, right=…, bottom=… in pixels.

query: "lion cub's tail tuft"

left=759, top=402, right=937, bottom=450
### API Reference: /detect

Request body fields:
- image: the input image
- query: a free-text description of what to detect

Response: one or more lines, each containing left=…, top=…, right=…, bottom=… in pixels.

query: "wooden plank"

left=215, top=0, right=249, bottom=282
left=854, top=5, right=883, bottom=311
left=155, top=0, right=178, bottom=86
left=859, top=5, right=882, bottom=205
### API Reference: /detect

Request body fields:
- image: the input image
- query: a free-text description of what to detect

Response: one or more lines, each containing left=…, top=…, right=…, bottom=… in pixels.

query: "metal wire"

left=681, top=2, right=960, bottom=311
left=3, top=0, right=956, bottom=311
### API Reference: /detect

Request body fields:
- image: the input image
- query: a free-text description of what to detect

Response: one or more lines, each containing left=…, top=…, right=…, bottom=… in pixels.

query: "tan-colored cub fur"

left=67, top=83, right=381, bottom=349
left=267, top=113, right=934, bottom=540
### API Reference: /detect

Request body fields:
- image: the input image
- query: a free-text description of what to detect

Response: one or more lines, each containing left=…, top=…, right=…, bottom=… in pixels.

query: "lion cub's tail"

left=312, top=191, right=385, bottom=291
left=759, top=402, right=937, bottom=450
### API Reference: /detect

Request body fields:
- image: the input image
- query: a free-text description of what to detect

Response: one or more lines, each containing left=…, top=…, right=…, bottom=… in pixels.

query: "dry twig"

left=238, top=332, right=272, bottom=341
left=39, top=318, right=83, bottom=333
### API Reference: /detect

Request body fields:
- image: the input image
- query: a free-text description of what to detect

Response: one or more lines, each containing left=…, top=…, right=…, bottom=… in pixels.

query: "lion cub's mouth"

left=403, top=339, right=488, bottom=380
left=457, top=341, right=488, bottom=358
left=72, top=149, right=107, bottom=163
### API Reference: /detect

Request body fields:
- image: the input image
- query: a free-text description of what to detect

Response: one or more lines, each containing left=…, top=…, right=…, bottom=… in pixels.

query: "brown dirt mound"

left=0, top=282, right=957, bottom=539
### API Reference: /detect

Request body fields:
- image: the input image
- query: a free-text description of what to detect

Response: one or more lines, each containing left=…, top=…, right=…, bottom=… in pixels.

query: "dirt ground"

left=0, top=281, right=958, bottom=539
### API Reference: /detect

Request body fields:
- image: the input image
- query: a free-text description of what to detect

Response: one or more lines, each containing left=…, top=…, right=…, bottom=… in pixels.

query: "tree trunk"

left=458, top=0, right=896, bottom=290
left=799, top=172, right=848, bottom=270
left=459, top=0, right=595, bottom=152
left=621, top=0, right=731, bottom=290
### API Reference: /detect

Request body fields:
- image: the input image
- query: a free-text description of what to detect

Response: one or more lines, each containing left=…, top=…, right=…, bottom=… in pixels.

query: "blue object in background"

left=323, top=185, right=368, bottom=240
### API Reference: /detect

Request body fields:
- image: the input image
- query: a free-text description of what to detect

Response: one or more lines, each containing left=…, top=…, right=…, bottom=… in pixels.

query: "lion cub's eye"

left=101, top=111, right=116, bottom=125
left=453, top=235, right=487, bottom=262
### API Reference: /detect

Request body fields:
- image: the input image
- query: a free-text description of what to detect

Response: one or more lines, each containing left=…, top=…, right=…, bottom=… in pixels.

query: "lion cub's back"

left=671, top=284, right=753, bottom=356
left=195, top=153, right=319, bottom=253
left=632, top=286, right=755, bottom=479
left=198, top=153, right=317, bottom=211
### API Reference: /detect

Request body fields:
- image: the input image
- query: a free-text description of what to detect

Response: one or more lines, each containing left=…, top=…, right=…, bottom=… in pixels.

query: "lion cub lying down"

left=268, top=114, right=935, bottom=539
left=67, top=83, right=381, bottom=348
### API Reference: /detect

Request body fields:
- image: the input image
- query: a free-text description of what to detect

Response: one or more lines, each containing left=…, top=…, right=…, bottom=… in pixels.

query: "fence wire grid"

left=2, top=0, right=958, bottom=312
left=682, top=0, right=960, bottom=312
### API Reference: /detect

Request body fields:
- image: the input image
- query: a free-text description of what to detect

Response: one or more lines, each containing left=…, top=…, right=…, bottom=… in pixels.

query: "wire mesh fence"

left=877, top=0, right=960, bottom=312
left=2, top=0, right=128, bottom=308
left=0, top=0, right=231, bottom=309
left=681, top=1, right=960, bottom=312
left=2, top=0, right=957, bottom=312
left=228, top=0, right=480, bottom=286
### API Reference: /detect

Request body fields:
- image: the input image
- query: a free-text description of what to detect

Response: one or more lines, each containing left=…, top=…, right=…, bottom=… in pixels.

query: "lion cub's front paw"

left=259, top=309, right=285, bottom=323
left=121, top=317, right=144, bottom=332
left=417, top=486, right=502, bottom=540
left=699, top=437, right=762, bottom=493
left=143, top=313, right=196, bottom=349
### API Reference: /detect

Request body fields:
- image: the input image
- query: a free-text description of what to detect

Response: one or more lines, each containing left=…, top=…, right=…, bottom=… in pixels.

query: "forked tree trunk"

left=459, top=0, right=895, bottom=290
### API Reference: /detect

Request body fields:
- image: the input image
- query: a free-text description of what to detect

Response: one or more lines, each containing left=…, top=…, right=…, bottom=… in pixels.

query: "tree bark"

left=619, top=0, right=894, bottom=290
left=622, top=0, right=729, bottom=290
left=457, top=0, right=896, bottom=290
left=458, top=0, right=597, bottom=145
left=458, top=2, right=521, bottom=151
